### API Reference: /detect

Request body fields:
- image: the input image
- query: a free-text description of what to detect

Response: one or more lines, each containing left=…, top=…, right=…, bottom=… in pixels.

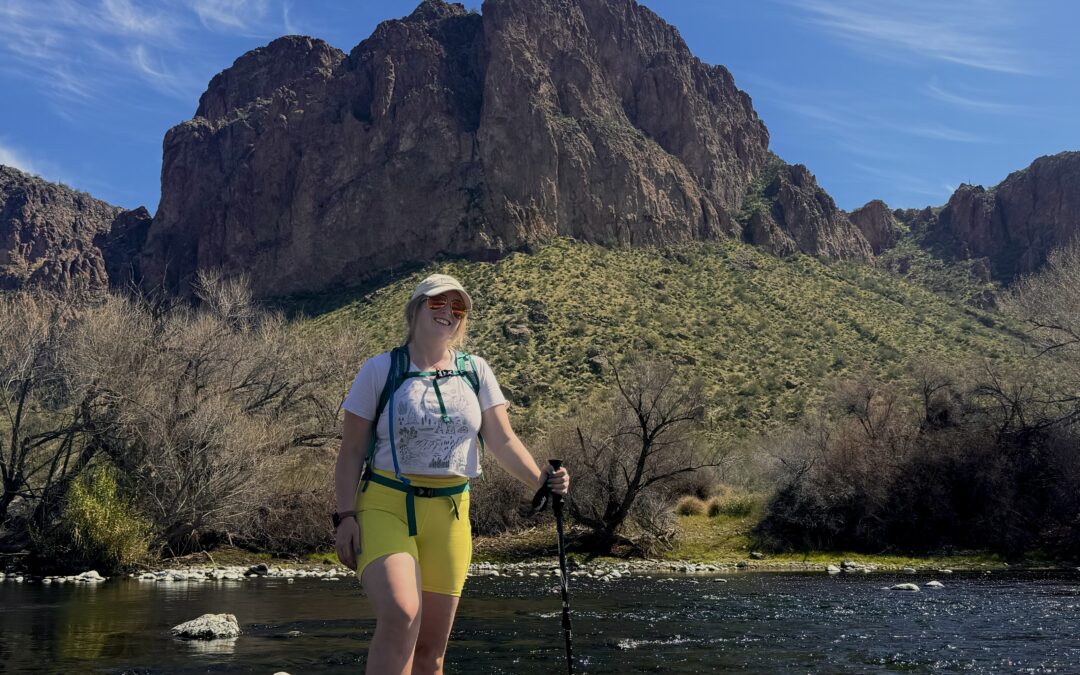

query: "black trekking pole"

left=549, top=459, right=574, bottom=674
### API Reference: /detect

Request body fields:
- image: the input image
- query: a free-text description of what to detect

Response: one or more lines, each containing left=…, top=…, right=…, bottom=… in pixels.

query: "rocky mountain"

left=0, top=166, right=150, bottom=292
left=848, top=199, right=900, bottom=255
left=920, top=151, right=1080, bottom=282
left=140, top=0, right=869, bottom=299
left=740, top=159, right=873, bottom=259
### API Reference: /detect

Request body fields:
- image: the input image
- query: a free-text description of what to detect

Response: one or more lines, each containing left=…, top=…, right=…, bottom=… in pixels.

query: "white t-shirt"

left=342, top=350, right=507, bottom=478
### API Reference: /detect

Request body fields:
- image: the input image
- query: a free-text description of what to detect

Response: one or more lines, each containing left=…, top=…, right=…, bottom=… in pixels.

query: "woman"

left=333, top=273, right=570, bottom=675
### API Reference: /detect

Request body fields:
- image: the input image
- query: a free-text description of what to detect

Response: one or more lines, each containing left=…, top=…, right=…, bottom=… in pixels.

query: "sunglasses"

left=426, top=295, right=468, bottom=320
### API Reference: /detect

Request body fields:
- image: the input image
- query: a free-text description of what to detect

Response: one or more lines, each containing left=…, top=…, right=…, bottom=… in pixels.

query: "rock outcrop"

left=849, top=199, right=900, bottom=255
left=928, top=151, right=1080, bottom=282
left=141, top=0, right=783, bottom=298
left=0, top=166, right=150, bottom=292
left=741, top=161, right=872, bottom=260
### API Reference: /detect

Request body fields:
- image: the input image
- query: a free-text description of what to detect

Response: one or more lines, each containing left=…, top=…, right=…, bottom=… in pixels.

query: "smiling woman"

left=332, top=273, right=570, bottom=675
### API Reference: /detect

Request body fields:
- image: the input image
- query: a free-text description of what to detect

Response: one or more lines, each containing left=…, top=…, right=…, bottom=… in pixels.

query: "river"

left=2, top=569, right=1078, bottom=673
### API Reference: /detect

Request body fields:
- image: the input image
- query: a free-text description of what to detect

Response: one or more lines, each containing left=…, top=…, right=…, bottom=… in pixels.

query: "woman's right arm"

left=334, top=410, right=371, bottom=570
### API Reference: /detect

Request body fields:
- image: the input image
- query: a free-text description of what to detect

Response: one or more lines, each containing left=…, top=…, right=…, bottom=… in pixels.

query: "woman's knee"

left=376, top=595, right=422, bottom=633
left=412, top=642, right=445, bottom=673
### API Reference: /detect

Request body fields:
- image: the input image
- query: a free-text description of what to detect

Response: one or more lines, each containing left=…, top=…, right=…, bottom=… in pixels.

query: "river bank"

left=3, top=513, right=1076, bottom=580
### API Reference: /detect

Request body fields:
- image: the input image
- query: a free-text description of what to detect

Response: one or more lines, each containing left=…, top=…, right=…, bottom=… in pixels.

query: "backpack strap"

left=457, top=352, right=486, bottom=461
left=361, top=346, right=410, bottom=492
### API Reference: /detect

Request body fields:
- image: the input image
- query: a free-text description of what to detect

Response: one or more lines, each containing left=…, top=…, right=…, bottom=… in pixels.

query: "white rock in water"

left=903, top=567, right=916, bottom=574
left=827, top=565, right=841, bottom=574
left=938, top=569, right=953, bottom=574
left=926, top=581, right=945, bottom=588
left=889, top=583, right=920, bottom=592
left=273, top=672, right=291, bottom=675
left=78, top=570, right=105, bottom=582
left=172, top=613, right=242, bottom=639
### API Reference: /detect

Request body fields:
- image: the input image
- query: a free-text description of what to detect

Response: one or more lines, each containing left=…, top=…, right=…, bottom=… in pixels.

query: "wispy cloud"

left=851, top=163, right=956, bottom=200
left=789, top=0, right=1035, bottom=75
left=0, top=0, right=295, bottom=109
left=0, top=142, right=37, bottom=174
left=925, top=78, right=1033, bottom=115
left=778, top=91, right=988, bottom=145
left=191, top=0, right=270, bottom=32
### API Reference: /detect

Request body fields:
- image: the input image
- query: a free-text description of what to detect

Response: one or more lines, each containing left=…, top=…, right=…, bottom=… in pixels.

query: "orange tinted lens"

left=426, top=297, right=447, bottom=310
left=451, top=304, right=467, bottom=319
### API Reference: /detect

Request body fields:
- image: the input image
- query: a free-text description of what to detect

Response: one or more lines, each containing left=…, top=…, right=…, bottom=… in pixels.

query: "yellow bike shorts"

left=355, top=468, right=472, bottom=597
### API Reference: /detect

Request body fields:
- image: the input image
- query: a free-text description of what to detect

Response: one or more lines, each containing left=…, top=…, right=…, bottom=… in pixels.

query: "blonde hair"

left=404, top=295, right=469, bottom=350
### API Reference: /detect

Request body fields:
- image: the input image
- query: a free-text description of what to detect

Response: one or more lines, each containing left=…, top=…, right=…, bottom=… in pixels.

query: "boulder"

left=171, top=613, right=242, bottom=639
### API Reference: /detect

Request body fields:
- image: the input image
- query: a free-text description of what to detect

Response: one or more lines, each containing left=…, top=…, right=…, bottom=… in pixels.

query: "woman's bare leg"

left=362, top=553, right=423, bottom=675
left=411, top=591, right=461, bottom=675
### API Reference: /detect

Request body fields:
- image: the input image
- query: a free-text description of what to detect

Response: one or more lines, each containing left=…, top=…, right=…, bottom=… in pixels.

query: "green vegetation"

left=33, top=467, right=152, bottom=573
left=296, top=237, right=1028, bottom=439
left=875, top=234, right=1002, bottom=307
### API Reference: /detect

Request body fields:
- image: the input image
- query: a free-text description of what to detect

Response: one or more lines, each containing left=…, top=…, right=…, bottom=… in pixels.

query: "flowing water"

left=2, top=569, right=1078, bottom=673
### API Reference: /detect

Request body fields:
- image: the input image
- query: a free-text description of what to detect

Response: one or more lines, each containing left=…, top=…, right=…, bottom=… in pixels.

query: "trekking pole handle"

left=548, top=459, right=563, bottom=508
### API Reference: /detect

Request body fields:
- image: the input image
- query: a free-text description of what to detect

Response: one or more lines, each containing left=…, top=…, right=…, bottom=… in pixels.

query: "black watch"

left=331, top=510, right=357, bottom=528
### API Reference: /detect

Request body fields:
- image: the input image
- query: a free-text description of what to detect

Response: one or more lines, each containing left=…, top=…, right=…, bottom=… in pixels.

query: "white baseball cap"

left=409, top=273, right=473, bottom=311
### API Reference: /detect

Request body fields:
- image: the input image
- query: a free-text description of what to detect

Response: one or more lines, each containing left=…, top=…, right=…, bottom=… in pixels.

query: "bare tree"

left=0, top=290, right=100, bottom=538
left=2, top=273, right=363, bottom=558
left=557, top=358, right=721, bottom=554
left=1002, top=238, right=1080, bottom=426
left=61, top=274, right=363, bottom=554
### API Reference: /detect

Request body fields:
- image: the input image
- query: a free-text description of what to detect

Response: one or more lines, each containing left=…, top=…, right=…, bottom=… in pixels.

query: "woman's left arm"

left=481, top=404, right=569, bottom=495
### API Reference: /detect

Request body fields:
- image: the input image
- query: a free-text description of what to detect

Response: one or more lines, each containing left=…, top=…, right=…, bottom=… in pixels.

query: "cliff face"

left=849, top=199, right=899, bottom=255
left=0, top=166, right=150, bottom=292
left=141, top=0, right=784, bottom=298
left=742, top=162, right=873, bottom=260
left=930, top=151, right=1080, bottom=282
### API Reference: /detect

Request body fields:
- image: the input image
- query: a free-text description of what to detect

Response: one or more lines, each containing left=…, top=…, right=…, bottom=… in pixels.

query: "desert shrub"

left=34, top=466, right=151, bottom=573
left=239, top=451, right=336, bottom=555
left=624, top=493, right=678, bottom=556
left=757, top=363, right=1080, bottom=557
left=707, top=492, right=758, bottom=518
left=675, top=496, right=707, bottom=516
left=469, top=453, right=531, bottom=536
left=57, top=273, right=363, bottom=555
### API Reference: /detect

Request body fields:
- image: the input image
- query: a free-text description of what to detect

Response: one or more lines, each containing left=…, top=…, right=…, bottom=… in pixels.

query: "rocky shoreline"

left=3, top=556, right=1069, bottom=586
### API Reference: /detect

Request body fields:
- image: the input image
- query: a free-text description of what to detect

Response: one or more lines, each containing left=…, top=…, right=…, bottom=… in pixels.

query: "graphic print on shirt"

left=392, top=380, right=474, bottom=474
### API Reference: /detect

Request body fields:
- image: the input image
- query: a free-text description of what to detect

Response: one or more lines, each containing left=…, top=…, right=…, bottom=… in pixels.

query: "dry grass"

left=675, top=496, right=707, bottom=516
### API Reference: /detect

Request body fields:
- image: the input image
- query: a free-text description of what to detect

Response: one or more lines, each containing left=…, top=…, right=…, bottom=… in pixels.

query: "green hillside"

left=292, top=238, right=1029, bottom=440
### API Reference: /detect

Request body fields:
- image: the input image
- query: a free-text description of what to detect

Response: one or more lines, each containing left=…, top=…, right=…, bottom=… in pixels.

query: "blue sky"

left=1, top=0, right=1077, bottom=213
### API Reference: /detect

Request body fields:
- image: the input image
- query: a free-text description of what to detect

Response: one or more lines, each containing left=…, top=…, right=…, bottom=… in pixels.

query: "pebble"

left=903, top=567, right=917, bottom=574
left=827, top=565, right=841, bottom=574
left=926, top=581, right=945, bottom=588
left=889, top=583, right=920, bottom=592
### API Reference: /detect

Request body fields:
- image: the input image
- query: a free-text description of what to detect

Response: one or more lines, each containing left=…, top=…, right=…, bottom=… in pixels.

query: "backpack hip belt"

left=364, top=469, right=469, bottom=536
